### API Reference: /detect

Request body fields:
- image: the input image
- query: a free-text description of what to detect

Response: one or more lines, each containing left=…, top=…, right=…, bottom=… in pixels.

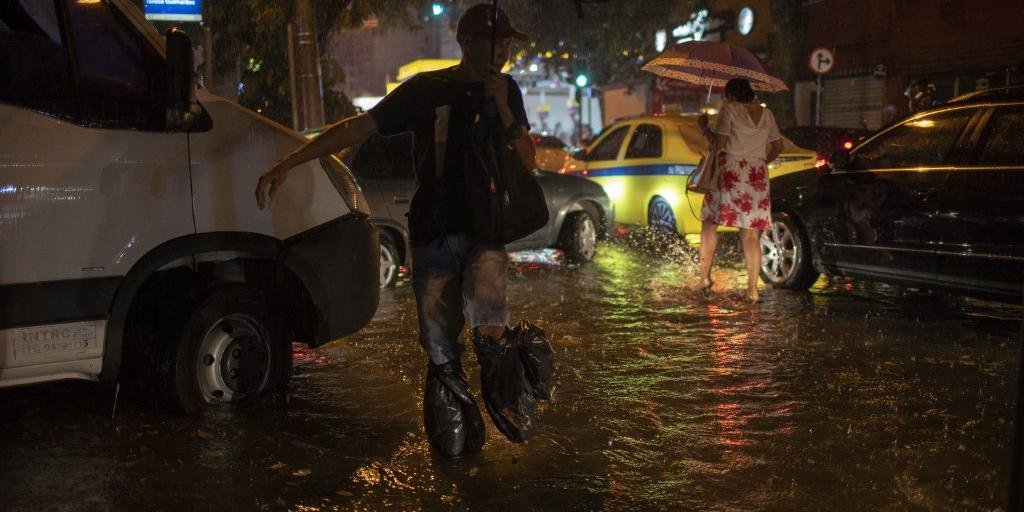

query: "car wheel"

left=759, top=212, right=820, bottom=290
left=647, top=196, right=678, bottom=235
left=379, top=231, right=400, bottom=289
left=162, top=285, right=290, bottom=414
left=559, top=210, right=598, bottom=263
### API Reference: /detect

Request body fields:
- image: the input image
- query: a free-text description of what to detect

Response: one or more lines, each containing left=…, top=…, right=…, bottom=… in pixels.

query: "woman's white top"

left=713, top=101, right=782, bottom=161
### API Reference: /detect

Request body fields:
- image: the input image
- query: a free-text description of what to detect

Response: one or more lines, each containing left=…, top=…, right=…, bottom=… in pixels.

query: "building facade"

left=798, top=0, right=1024, bottom=129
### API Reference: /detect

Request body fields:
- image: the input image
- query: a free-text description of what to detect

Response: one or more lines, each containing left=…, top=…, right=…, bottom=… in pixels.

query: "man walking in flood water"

left=255, top=3, right=536, bottom=457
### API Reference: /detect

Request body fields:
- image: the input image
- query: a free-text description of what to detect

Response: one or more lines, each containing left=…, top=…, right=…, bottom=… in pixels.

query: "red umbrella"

left=642, top=41, right=788, bottom=101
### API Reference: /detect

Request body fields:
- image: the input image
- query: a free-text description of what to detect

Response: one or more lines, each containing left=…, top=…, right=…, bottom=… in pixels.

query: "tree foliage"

left=183, top=1, right=438, bottom=125
left=500, top=0, right=698, bottom=85
left=147, top=0, right=700, bottom=125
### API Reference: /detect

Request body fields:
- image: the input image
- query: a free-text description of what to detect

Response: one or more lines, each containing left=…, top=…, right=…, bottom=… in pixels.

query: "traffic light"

left=574, top=58, right=589, bottom=88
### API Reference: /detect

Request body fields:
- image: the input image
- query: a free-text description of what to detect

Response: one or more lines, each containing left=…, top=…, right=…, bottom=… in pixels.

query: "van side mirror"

left=165, top=28, right=200, bottom=130
left=828, top=150, right=851, bottom=171
left=572, top=148, right=588, bottom=161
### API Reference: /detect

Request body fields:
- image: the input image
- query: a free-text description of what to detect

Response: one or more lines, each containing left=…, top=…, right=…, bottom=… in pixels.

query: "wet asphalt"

left=1, top=236, right=1021, bottom=511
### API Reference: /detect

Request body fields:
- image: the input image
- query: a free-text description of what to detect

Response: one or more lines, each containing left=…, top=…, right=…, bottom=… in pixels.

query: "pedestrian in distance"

left=254, top=3, right=538, bottom=457
left=697, top=78, right=784, bottom=302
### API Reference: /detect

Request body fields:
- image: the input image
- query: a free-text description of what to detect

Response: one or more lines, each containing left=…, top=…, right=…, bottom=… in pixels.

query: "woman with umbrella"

left=699, top=78, right=784, bottom=302
left=643, top=42, right=787, bottom=301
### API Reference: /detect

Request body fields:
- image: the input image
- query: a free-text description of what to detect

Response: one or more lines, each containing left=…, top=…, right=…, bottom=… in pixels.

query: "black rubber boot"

left=472, top=328, right=540, bottom=443
left=423, top=359, right=486, bottom=457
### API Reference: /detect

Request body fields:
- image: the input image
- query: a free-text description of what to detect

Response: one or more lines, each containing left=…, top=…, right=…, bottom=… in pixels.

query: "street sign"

left=808, top=47, right=835, bottom=75
left=809, top=48, right=835, bottom=75
left=144, top=0, right=202, bottom=22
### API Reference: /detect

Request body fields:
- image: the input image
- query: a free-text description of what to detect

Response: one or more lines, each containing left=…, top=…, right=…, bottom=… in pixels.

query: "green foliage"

left=501, top=0, right=700, bottom=85
left=145, top=1, right=436, bottom=126
left=142, top=0, right=708, bottom=124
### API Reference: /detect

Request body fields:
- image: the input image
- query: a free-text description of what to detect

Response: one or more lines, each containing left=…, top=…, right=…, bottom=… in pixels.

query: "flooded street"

left=1, top=239, right=1020, bottom=511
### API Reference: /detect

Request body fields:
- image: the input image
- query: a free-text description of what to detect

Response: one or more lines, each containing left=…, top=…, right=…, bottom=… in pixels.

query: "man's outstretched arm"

left=255, top=112, right=379, bottom=209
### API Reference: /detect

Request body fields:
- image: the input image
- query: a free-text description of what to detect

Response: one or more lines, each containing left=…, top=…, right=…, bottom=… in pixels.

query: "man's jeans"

left=412, top=233, right=510, bottom=365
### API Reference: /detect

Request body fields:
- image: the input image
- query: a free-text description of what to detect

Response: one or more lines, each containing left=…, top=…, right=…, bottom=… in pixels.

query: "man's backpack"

left=460, top=107, right=549, bottom=244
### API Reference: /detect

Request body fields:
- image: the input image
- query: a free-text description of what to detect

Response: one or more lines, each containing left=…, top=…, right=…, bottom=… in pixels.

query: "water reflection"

left=0, top=240, right=1017, bottom=511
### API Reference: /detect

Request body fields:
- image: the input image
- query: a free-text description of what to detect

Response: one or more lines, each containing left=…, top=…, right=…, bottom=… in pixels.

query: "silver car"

left=346, top=133, right=615, bottom=288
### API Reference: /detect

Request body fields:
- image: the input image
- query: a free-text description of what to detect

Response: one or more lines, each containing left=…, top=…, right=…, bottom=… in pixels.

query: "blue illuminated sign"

left=144, top=0, right=202, bottom=22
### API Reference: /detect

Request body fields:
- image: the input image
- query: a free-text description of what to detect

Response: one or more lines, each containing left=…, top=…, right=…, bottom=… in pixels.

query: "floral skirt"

left=700, top=153, right=771, bottom=230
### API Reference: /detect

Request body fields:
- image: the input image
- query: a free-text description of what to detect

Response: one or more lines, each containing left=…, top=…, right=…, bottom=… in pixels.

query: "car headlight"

left=319, top=155, right=370, bottom=216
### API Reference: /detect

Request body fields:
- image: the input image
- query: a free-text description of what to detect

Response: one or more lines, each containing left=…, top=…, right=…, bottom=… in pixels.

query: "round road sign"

left=809, top=47, right=835, bottom=75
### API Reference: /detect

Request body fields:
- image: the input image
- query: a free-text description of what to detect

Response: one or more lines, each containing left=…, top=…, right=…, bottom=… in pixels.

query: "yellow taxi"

left=562, top=113, right=815, bottom=244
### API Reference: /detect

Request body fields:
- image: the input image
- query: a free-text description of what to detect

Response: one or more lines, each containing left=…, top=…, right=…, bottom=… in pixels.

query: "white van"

left=0, top=0, right=379, bottom=412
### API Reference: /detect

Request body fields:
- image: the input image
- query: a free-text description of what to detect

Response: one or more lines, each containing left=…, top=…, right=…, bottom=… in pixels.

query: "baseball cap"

left=456, top=3, right=528, bottom=41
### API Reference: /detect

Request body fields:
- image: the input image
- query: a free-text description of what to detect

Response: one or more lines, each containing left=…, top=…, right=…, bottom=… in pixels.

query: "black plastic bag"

left=423, top=362, right=486, bottom=456
left=516, top=321, right=554, bottom=400
left=473, top=321, right=554, bottom=443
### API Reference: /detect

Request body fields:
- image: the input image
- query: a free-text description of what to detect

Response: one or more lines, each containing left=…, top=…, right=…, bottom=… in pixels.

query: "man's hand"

left=485, top=64, right=510, bottom=111
left=255, top=160, right=289, bottom=210
left=252, top=113, right=380, bottom=210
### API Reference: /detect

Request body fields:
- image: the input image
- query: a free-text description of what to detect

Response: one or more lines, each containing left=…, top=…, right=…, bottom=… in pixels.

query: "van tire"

left=162, top=285, right=291, bottom=414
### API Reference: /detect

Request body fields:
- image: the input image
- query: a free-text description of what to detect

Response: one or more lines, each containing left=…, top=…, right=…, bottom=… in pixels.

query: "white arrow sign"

left=809, top=47, right=835, bottom=75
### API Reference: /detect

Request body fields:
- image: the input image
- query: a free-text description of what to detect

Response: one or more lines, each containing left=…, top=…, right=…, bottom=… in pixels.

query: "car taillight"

left=814, top=152, right=828, bottom=168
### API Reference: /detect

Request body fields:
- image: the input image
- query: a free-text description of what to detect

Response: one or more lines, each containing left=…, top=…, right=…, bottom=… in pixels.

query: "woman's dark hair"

left=724, top=78, right=755, bottom=103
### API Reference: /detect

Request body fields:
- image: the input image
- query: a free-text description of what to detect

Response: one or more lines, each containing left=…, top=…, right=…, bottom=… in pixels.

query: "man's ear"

left=456, top=33, right=472, bottom=47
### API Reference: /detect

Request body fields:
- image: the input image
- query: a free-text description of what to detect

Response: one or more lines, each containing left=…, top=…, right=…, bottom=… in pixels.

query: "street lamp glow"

left=431, top=3, right=444, bottom=16
left=529, top=63, right=539, bottom=72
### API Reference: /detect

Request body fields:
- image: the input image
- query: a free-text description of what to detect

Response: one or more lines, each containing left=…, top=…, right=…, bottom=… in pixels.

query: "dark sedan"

left=781, top=126, right=873, bottom=166
left=342, top=133, right=614, bottom=288
left=760, top=90, right=1024, bottom=302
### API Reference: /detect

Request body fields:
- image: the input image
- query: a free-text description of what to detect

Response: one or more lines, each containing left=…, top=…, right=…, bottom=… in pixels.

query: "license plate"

left=8, top=321, right=102, bottom=365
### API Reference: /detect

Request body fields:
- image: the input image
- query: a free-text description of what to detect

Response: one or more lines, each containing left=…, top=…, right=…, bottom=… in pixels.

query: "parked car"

left=343, top=133, right=615, bottom=287
left=561, top=113, right=816, bottom=245
left=530, top=133, right=571, bottom=172
left=944, top=84, right=1024, bottom=105
left=0, top=1, right=379, bottom=412
left=762, top=89, right=1024, bottom=302
left=781, top=126, right=873, bottom=167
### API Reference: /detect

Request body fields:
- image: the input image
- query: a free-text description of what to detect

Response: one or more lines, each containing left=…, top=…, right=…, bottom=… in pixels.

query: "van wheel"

left=648, top=197, right=678, bottom=235
left=759, top=212, right=820, bottom=290
left=379, top=232, right=400, bottom=289
left=559, top=210, right=598, bottom=263
left=163, top=285, right=291, bottom=413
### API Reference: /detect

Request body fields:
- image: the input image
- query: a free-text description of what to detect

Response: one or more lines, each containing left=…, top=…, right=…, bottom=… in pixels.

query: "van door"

left=1, top=0, right=192, bottom=330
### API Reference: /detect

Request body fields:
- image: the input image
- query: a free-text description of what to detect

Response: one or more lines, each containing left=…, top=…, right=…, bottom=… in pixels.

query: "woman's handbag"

left=688, top=143, right=721, bottom=194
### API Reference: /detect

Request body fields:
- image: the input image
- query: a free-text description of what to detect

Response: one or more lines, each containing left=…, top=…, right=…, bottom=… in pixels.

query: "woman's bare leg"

left=699, top=221, right=719, bottom=289
left=739, top=228, right=762, bottom=301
